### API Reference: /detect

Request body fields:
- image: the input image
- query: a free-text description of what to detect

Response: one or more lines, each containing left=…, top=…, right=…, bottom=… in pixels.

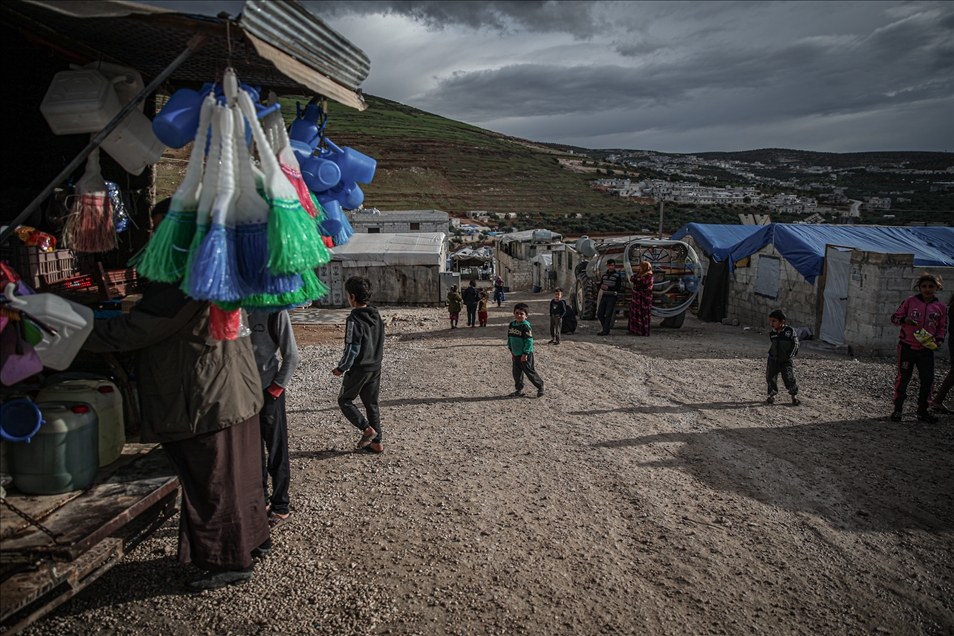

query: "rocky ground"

left=18, top=291, right=954, bottom=635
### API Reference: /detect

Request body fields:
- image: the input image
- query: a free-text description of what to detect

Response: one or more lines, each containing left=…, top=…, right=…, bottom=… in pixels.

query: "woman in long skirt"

left=628, top=261, right=654, bottom=336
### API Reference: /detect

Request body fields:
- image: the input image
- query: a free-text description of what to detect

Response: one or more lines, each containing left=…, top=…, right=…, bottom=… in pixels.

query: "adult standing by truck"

left=83, top=283, right=269, bottom=591
left=597, top=259, right=624, bottom=336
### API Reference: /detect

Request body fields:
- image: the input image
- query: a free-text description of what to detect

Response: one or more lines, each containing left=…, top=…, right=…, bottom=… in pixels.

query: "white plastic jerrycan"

left=4, top=283, right=94, bottom=371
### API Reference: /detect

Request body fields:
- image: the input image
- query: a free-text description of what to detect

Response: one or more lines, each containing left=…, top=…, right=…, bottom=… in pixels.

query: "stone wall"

left=843, top=251, right=953, bottom=359
left=496, top=250, right=533, bottom=290
left=725, top=244, right=819, bottom=331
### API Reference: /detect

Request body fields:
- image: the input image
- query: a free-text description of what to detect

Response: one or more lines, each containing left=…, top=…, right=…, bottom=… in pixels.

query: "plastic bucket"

left=153, top=87, right=204, bottom=148
left=301, top=155, right=341, bottom=192
left=0, top=399, right=44, bottom=443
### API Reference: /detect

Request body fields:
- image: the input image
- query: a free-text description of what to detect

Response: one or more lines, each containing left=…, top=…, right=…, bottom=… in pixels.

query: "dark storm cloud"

left=412, top=4, right=953, bottom=131
left=303, top=0, right=606, bottom=38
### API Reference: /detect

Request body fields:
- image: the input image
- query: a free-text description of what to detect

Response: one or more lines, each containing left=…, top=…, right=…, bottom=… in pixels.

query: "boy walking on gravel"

left=507, top=302, right=545, bottom=398
left=766, top=309, right=800, bottom=405
left=332, top=277, right=386, bottom=453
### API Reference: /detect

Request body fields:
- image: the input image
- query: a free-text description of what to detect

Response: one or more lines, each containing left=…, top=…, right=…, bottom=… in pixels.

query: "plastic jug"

left=101, top=109, right=165, bottom=175
left=41, top=69, right=123, bottom=135
left=321, top=138, right=376, bottom=185
left=289, top=100, right=324, bottom=151
left=329, top=180, right=364, bottom=209
left=153, top=87, right=204, bottom=148
left=37, top=380, right=124, bottom=467
left=9, top=402, right=99, bottom=495
left=4, top=283, right=94, bottom=371
left=82, top=61, right=144, bottom=111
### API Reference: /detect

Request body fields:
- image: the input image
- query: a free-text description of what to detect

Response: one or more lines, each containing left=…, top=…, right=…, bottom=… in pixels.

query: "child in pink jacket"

left=890, top=272, right=946, bottom=423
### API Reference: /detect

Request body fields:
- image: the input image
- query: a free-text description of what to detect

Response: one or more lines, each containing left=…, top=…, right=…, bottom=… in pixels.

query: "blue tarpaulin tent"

left=671, top=223, right=954, bottom=284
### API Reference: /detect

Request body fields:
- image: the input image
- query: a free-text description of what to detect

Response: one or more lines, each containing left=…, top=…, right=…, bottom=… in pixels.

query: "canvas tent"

left=671, top=223, right=954, bottom=355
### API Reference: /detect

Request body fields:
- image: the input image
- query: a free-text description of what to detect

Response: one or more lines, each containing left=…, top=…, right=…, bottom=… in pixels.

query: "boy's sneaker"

left=537, top=387, right=545, bottom=398
left=508, top=390, right=525, bottom=398
left=916, top=411, right=939, bottom=424
left=367, top=442, right=384, bottom=453
left=890, top=410, right=903, bottom=422
left=766, top=395, right=775, bottom=404
left=357, top=426, right=375, bottom=449
left=791, top=396, right=801, bottom=406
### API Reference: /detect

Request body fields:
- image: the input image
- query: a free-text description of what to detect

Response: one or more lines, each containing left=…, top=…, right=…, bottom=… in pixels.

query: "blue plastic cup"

left=153, top=88, right=204, bottom=148
left=0, top=398, right=44, bottom=443
left=300, top=154, right=342, bottom=192
left=323, top=139, right=376, bottom=184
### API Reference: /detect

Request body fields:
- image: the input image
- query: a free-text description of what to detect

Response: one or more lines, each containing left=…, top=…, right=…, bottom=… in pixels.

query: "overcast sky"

left=143, top=1, right=953, bottom=154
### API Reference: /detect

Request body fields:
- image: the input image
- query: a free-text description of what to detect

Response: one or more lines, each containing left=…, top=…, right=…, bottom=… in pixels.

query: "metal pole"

left=0, top=33, right=210, bottom=245
left=657, top=201, right=664, bottom=239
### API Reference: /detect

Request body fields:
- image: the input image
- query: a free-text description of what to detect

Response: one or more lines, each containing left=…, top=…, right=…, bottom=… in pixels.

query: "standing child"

left=493, top=275, right=505, bottom=307
left=332, top=277, right=386, bottom=453
left=248, top=309, right=300, bottom=528
left=462, top=279, right=480, bottom=327
left=548, top=288, right=567, bottom=344
left=890, top=272, right=946, bottom=423
left=478, top=291, right=489, bottom=327
left=766, top=309, right=800, bottom=405
left=507, top=302, right=545, bottom=398
left=447, top=284, right=463, bottom=329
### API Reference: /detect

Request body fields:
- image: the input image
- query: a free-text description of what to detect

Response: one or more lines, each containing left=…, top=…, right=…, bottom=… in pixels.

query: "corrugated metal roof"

left=6, top=0, right=368, bottom=108
left=241, top=0, right=369, bottom=90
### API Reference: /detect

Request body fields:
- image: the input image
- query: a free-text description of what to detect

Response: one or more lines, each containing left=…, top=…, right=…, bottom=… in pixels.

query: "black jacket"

left=462, top=286, right=480, bottom=306
left=769, top=325, right=799, bottom=362
left=338, top=306, right=385, bottom=373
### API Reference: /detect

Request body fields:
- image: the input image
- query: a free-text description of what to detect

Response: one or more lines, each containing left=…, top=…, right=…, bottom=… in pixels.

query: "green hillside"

left=282, top=95, right=662, bottom=234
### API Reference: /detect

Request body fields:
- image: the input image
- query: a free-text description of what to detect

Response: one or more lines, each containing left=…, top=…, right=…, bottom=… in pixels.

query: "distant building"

left=862, top=197, right=891, bottom=211
left=494, top=229, right=564, bottom=291
left=348, top=209, right=451, bottom=242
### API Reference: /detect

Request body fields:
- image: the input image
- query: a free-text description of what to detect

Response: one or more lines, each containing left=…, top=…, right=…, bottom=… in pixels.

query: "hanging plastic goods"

left=236, top=88, right=327, bottom=275
left=105, top=182, right=129, bottom=232
left=188, top=101, right=244, bottom=302
left=3, top=282, right=94, bottom=371
left=180, top=93, right=224, bottom=296
left=40, top=68, right=164, bottom=175
left=139, top=91, right=216, bottom=284
left=289, top=98, right=326, bottom=152
left=62, top=147, right=117, bottom=254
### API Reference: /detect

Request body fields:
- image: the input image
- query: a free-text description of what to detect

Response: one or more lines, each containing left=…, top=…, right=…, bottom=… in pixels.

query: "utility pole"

left=657, top=201, right=664, bottom=239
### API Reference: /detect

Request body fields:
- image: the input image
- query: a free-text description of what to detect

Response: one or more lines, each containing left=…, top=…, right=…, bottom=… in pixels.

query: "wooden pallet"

left=0, top=446, right=179, bottom=634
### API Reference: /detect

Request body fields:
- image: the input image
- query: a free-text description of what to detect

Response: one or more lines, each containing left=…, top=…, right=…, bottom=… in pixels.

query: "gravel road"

left=20, top=291, right=954, bottom=635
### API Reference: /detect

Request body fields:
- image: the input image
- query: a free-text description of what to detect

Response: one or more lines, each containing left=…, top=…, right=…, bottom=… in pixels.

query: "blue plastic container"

left=300, top=154, right=341, bottom=192
left=322, top=139, right=376, bottom=185
left=153, top=87, right=204, bottom=149
left=0, top=399, right=44, bottom=443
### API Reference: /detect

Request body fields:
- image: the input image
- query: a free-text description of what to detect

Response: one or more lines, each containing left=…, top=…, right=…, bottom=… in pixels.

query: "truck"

left=572, top=236, right=702, bottom=329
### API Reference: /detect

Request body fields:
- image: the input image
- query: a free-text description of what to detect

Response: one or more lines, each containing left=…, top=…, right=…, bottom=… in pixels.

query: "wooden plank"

left=0, top=448, right=178, bottom=562
left=0, top=537, right=123, bottom=632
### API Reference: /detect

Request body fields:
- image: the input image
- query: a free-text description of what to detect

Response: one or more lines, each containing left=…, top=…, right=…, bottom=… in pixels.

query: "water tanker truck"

left=572, top=236, right=702, bottom=329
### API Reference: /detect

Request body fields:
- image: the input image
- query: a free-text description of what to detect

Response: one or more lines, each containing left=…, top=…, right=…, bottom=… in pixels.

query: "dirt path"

left=23, top=292, right=954, bottom=635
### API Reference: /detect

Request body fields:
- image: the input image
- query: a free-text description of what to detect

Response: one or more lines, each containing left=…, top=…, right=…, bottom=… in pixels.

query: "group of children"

left=764, top=271, right=950, bottom=423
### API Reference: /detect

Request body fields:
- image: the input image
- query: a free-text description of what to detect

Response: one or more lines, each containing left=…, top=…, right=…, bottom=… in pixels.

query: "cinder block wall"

left=726, top=245, right=819, bottom=330
left=496, top=251, right=533, bottom=290
left=844, top=251, right=953, bottom=359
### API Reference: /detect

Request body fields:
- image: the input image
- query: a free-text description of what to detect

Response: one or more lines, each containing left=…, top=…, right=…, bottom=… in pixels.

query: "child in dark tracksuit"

left=549, top=288, right=567, bottom=345
left=507, top=302, right=545, bottom=398
left=766, top=309, right=800, bottom=405
left=333, top=277, right=386, bottom=453
left=890, top=272, right=946, bottom=423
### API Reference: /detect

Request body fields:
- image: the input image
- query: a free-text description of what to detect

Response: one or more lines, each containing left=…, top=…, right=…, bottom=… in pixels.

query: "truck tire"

left=576, top=274, right=598, bottom=320
left=660, top=310, right=686, bottom=329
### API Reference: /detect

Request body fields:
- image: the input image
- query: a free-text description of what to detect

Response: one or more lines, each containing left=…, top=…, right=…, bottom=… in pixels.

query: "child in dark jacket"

left=333, top=277, right=386, bottom=453
left=890, top=272, right=946, bottom=423
left=507, top=302, right=545, bottom=398
left=766, top=309, right=800, bottom=405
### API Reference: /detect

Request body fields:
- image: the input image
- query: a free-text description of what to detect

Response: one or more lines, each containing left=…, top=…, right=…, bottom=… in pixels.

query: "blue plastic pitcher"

left=289, top=100, right=325, bottom=151
left=153, top=87, right=205, bottom=148
left=300, top=154, right=341, bottom=193
left=322, top=138, right=376, bottom=185
left=0, top=398, right=44, bottom=443
left=330, top=180, right=364, bottom=209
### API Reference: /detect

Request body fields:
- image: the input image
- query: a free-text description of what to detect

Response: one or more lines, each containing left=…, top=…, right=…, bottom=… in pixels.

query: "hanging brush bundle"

left=263, top=92, right=321, bottom=219
left=188, top=99, right=245, bottom=302
left=180, top=93, right=225, bottom=295
left=62, top=147, right=117, bottom=253
left=137, top=92, right=216, bottom=282
left=237, top=89, right=328, bottom=275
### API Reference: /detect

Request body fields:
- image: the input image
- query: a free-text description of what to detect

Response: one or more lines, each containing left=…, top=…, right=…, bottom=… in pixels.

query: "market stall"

left=0, top=1, right=373, bottom=631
